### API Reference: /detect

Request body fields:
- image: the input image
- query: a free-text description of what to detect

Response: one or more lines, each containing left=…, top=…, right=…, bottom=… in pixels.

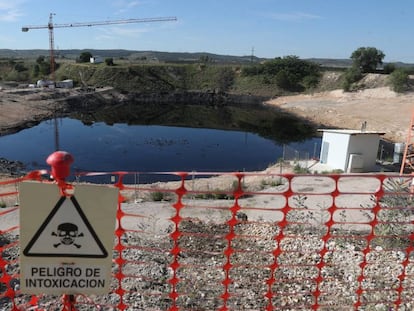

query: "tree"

left=79, top=51, right=93, bottom=63
left=39, top=61, right=51, bottom=76
left=350, top=47, right=385, bottom=73
left=33, top=55, right=50, bottom=77
left=36, top=55, right=45, bottom=64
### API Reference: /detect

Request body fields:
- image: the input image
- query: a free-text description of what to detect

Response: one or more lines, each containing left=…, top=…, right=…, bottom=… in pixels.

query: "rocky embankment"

left=0, top=158, right=25, bottom=175
left=0, top=87, right=269, bottom=136
left=62, top=89, right=268, bottom=110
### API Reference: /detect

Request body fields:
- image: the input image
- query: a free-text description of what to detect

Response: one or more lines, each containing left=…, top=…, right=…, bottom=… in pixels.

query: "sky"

left=1, top=0, right=414, bottom=63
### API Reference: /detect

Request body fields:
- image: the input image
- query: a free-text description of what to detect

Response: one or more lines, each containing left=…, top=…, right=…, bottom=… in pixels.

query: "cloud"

left=126, top=1, right=141, bottom=9
left=113, top=0, right=143, bottom=14
left=268, top=11, right=320, bottom=22
left=0, top=1, right=24, bottom=22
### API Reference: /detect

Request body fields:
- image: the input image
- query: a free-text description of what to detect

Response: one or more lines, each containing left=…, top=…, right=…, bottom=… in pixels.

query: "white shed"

left=36, top=79, right=55, bottom=88
left=55, top=79, right=74, bottom=88
left=90, top=56, right=103, bottom=64
left=318, top=129, right=385, bottom=173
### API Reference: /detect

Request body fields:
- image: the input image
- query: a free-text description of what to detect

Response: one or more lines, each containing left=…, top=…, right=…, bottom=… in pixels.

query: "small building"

left=36, top=79, right=55, bottom=88
left=55, top=79, right=74, bottom=88
left=318, top=129, right=385, bottom=173
left=90, top=56, right=103, bottom=64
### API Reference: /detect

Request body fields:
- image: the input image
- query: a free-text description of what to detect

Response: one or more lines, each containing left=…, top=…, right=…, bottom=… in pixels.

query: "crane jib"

left=22, top=16, right=177, bottom=31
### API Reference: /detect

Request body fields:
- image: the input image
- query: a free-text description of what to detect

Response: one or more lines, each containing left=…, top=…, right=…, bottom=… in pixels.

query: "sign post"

left=19, top=151, right=118, bottom=296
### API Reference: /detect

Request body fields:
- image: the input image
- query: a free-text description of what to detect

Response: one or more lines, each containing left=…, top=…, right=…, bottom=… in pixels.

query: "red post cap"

left=46, top=151, right=74, bottom=181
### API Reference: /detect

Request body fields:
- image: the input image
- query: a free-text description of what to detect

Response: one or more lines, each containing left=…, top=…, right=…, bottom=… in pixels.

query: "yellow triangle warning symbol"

left=23, top=196, right=107, bottom=258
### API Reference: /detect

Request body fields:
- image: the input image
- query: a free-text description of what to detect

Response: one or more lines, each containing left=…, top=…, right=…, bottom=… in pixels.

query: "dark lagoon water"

left=0, top=118, right=321, bottom=182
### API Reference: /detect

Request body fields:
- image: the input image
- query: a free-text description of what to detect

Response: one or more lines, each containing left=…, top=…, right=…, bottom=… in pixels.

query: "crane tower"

left=22, top=13, right=177, bottom=80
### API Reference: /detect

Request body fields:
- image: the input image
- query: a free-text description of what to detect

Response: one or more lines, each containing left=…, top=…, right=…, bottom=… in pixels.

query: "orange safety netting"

left=1, top=170, right=414, bottom=310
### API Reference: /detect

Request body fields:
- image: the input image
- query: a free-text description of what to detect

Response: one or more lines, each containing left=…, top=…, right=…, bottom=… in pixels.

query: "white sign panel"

left=19, top=182, right=118, bottom=295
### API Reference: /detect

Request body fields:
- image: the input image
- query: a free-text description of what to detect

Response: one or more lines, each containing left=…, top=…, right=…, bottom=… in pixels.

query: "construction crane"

left=22, top=13, right=177, bottom=81
left=22, top=13, right=176, bottom=152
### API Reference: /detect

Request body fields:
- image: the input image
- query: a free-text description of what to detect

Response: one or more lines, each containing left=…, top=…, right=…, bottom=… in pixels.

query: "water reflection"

left=71, top=100, right=316, bottom=143
left=1, top=96, right=321, bottom=182
left=0, top=118, right=320, bottom=182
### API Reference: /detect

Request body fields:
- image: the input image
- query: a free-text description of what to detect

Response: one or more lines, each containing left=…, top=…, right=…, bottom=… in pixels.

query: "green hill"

left=0, top=49, right=408, bottom=96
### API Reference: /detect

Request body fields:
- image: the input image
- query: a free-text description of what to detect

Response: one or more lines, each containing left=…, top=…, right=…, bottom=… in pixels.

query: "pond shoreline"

left=0, top=88, right=275, bottom=136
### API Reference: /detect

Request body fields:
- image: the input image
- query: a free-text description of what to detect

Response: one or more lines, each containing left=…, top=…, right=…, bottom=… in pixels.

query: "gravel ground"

left=3, top=220, right=414, bottom=310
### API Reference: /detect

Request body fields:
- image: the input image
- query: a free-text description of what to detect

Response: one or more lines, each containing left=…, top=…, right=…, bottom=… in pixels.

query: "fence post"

left=46, top=151, right=76, bottom=311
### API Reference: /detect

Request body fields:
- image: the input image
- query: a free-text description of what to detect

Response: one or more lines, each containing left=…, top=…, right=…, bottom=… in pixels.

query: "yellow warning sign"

left=19, top=182, right=118, bottom=295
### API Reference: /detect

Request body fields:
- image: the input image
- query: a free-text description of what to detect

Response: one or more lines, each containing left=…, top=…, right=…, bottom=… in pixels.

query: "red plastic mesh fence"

left=1, top=171, right=414, bottom=310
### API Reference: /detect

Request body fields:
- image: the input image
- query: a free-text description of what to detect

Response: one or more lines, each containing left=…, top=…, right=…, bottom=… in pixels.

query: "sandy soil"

left=266, top=87, right=414, bottom=143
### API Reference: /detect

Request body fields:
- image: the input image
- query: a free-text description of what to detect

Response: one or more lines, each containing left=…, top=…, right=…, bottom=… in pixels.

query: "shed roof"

left=318, top=129, right=385, bottom=136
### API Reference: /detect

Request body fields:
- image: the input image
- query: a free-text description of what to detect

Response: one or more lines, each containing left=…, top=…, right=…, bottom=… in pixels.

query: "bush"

left=389, top=68, right=409, bottom=93
left=342, top=66, right=362, bottom=91
left=14, top=63, right=27, bottom=72
left=302, top=75, right=320, bottom=90
left=105, top=58, right=114, bottom=66
left=260, top=178, right=284, bottom=189
left=150, top=191, right=165, bottom=201
left=241, top=56, right=321, bottom=91
left=383, top=63, right=396, bottom=74
left=293, top=163, right=310, bottom=174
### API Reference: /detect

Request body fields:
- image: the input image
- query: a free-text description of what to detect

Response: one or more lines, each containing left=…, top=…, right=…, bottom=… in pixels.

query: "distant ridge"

left=0, top=49, right=265, bottom=64
left=1, top=49, right=413, bottom=67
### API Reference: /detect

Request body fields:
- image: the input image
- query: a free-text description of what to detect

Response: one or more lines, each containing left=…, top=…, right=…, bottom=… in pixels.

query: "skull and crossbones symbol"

left=52, top=222, right=84, bottom=248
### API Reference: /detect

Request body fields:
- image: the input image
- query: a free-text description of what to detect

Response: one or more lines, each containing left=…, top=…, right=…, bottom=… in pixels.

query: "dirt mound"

left=317, top=72, right=389, bottom=93
left=358, top=73, right=389, bottom=89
